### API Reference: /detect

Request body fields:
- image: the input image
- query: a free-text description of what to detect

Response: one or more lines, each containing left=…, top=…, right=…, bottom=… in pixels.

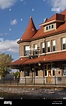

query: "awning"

left=23, top=51, right=66, bottom=64
left=10, top=57, right=29, bottom=66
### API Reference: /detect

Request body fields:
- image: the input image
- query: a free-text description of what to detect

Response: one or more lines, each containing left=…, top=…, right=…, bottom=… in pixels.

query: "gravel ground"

left=0, top=87, right=66, bottom=99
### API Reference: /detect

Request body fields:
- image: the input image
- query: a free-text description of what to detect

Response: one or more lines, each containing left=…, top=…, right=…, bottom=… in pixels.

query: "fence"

left=0, top=76, right=66, bottom=85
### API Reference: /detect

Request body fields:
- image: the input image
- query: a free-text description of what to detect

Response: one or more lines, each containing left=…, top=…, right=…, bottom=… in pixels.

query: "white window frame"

left=52, top=40, right=56, bottom=51
left=34, top=44, right=37, bottom=50
left=47, top=41, right=50, bottom=47
left=41, top=42, right=45, bottom=48
left=62, top=37, right=66, bottom=50
left=24, top=45, right=30, bottom=56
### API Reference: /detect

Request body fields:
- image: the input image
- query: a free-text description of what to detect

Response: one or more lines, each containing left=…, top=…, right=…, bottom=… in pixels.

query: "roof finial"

left=30, top=16, right=32, bottom=19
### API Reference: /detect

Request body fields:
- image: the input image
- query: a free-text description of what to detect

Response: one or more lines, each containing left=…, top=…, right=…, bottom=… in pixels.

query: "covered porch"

left=10, top=51, right=66, bottom=85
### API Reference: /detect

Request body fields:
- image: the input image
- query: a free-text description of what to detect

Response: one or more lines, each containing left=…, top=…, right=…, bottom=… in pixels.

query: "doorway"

left=44, top=64, right=52, bottom=83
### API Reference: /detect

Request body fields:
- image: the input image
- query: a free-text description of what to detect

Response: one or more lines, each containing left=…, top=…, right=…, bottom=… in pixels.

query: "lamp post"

left=32, top=67, right=34, bottom=84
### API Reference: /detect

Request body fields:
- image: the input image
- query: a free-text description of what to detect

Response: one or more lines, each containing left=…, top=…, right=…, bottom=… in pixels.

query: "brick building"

left=11, top=10, right=66, bottom=84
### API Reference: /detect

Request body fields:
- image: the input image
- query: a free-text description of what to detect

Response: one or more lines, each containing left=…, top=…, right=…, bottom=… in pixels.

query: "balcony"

left=29, top=47, right=40, bottom=59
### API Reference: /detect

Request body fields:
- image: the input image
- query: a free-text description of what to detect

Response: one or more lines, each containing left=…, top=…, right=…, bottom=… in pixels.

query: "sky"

left=0, top=0, right=66, bottom=61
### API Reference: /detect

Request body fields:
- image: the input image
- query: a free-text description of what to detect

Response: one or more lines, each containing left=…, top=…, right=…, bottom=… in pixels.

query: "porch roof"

left=23, top=51, right=66, bottom=64
left=10, top=57, right=29, bottom=66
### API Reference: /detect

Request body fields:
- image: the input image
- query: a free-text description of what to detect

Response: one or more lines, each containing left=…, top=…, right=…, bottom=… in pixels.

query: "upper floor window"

left=47, top=41, right=50, bottom=52
left=52, top=40, right=56, bottom=51
left=24, top=45, right=30, bottom=56
left=33, top=44, right=38, bottom=55
left=34, top=44, right=37, bottom=50
left=62, top=38, right=66, bottom=50
left=41, top=42, right=45, bottom=53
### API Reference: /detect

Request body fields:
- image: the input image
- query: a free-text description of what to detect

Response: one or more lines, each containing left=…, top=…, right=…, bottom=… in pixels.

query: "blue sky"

left=0, top=0, right=66, bottom=60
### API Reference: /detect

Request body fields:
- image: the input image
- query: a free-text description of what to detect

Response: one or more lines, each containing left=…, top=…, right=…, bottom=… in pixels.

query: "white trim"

left=39, top=20, right=64, bottom=26
left=20, top=56, right=29, bottom=58
left=62, top=38, right=66, bottom=44
left=20, top=50, right=66, bottom=58
left=41, top=42, right=45, bottom=48
left=40, top=50, right=66, bottom=55
left=52, top=40, right=56, bottom=46
left=47, top=41, right=50, bottom=47
left=34, top=44, right=37, bottom=50
left=25, top=46, right=30, bottom=50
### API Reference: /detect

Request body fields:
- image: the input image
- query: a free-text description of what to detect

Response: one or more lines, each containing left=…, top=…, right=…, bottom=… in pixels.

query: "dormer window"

left=46, top=24, right=54, bottom=31
left=49, top=25, right=51, bottom=29
left=46, top=26, right=48, bottom=30
left=52, top=24, right=54, bottom=28
left=45, top=24, right=55, bottom=32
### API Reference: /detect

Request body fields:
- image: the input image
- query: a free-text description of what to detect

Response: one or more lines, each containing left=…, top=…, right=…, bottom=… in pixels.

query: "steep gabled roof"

left=31, top=26, right=44, bottom=40
left=60, top=9, right=66, bottom=15
left=39, top=13, right=65, bottom=26
left=17, top=10, right=66, bottom=42
left=31, top=10, right=66, bottom=40
left=17, top=17, right=37, bottom=44
left=31, top=22, right=66, bottom=40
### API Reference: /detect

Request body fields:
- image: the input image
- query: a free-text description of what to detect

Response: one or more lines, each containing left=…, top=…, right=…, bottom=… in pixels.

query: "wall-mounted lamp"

left=38, top=63, right=41, bottom=66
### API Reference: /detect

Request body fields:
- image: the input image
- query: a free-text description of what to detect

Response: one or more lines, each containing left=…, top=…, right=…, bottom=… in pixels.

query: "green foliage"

left=14, top=71, right=20, bottom=79
left=0, top=53, right=13, bottom=77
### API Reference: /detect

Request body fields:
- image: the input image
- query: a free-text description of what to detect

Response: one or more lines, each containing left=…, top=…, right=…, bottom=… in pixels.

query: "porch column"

left=19, top=71, right=25, bottom=83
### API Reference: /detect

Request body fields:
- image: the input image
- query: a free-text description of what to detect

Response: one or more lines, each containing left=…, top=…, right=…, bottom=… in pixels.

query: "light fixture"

left=38, top=63, right=41, bottom=66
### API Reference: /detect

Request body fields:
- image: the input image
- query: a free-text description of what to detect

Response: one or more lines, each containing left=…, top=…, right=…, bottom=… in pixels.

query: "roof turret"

left=17, top=17, right=37, bottom=44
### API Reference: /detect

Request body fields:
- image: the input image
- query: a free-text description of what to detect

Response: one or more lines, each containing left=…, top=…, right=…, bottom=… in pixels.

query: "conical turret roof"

left=18, top=17, right=37, bottom=43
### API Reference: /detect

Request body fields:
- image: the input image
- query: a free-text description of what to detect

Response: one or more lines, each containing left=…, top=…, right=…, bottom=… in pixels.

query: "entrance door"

left=44, top=64, right=52, bottom=83
left=48, top=70, right=51, bottom=76
left=44, top=64, right=52, bottom=76
left=48, top=70, right=51, bottom=83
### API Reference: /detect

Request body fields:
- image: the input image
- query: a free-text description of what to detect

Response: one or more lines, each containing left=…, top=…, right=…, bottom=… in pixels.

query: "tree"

left=0, top=53, right=13, bottom=77
left=14, top=71, right=20, bottom=79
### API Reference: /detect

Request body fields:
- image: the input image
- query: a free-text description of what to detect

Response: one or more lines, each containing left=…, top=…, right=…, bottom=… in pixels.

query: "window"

left=49, top=25, right=51, bottom=29
left=44, top=65, right=47, bottom=76
left=46, top=24, right=54, bottom=31
left=53, top=70, right=55, bottom=76
left=48, top=65, right=51, bottom=70
left=34, top=44, right=37, bottom=50
left=52, top=24, right=54, bottom=28
left=63, top=64, right=66, bottom=76
left=52, top=40, right=56, bottom=51
left=24, top=45, right=30, bottom=56
left=47, top=41, right=50, bottom=52
left=62, top=38, right=66, bottom=50
left=45, top=70, right=47, bottom=76
left=41, top=42, right=45, bottom=53
left=33, top=44, right=38, bottom=55
left=46, top=26, right=48, bottom=30
left=25, top=67, right=30, bottom=76
left=35, top=69, right=38, bottom=76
